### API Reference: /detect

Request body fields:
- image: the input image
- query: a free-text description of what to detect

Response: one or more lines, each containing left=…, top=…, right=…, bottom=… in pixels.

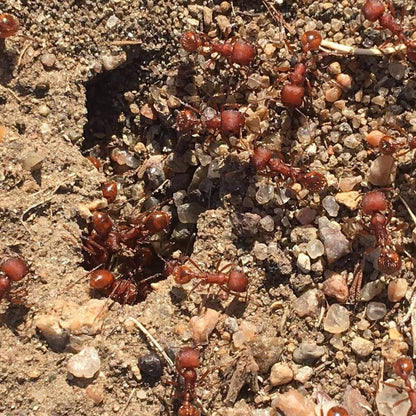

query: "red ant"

left=0, top=13, right=19, bottom=38
left=366, top=126, right=416, bottom=157
left=326, top=407, right=349, bottom=416
left=180, top=31, right=256, bottom=66
left=0, top=257, right=29, bottom=302
left=362, top=0, right=416, bottom=62
left=279, top=30, right=322, bottom=108
left=360, top=190, right=402, bottom=275
left=172, top=258, right=248, bottom=300
left=174, top=347, right=208, bottom=416
left=252, top=147, right=327, bottom=192
left=383, top=357, right=416, bottom=415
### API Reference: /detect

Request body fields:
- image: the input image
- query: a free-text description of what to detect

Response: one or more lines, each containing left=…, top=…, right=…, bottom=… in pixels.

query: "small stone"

left=382, top=339, right=409, bottom=364
left=351, top=337, right=374, bottom=357
left=324, top=85, right=342, bottom=102
left=292, top=341, right=325, bottom=364
left=256, top=184, right=275, bottom=204
left=138, top=353, right=163, bottom=379
left=361, top=280, right=385, bottom=301
left=336, top=73, right=353, bottom=89
left=260, top=215, right=275, bottom=232
left=85, top=385, right=104, bottom=404
left=215, top=15, right=231, bottom=33
left=177, top=203, right=204, bottom=224
left=387, top=278, right=408, bottom=302
left=219, top=1, right=231, bottom=13
left=140, top=103, right=157, bottom=120
left=297, top=253, right=311, bottom=273
left=328, top=62, right=341, bottom=75
left=290, top=226, right=318, bottom=244
left=376, top=383, right=408, bottom=416
left=189, top=308, right=220, bottom=345
left=101, top=52, right=127, bottom=71
left=253, top=242, right=268, bottom=261
left=318, top=217, right=351, bottom=263
left=106, top=15, right=120, bottom=29
left=322, top=196, right=339, bottom=217
left=368, top=155, right=397, bottom=186
left=306, top=239, right=324, bottom=259
left=366, top=302, right=387, bottom=321
left=323, top=304, right=350, bottom=334
left=343, top=387, right=372, bottom=416
left=20, top=152, right=44, bottom=172
left=293, top=289, right=322, bottom=318
left=322, top=274, right=348, bottom=303
left=295, top=208, right=317, bottom=225
left=233, top=321, right=257, bottom=348
left=232, top=212, right=261, bottom=238
left=339, top=176, right=362, bottom=192
left=264, top=43, right=276, bottom=58
left=250, top=336, right=285, bottom=374
left=335, top=191, right=361, bottom=210
left=67, top=347, right=100, bottom=379
left=269, top=363, right=293, bottom=386
left=388, top=62, right=406, bottom=80
left=203, top=7, right=213, bottom=25
left=40, top=53, right=56, bottom=68
left=272, top=390, right=315, bottom=416
left=38, top=105, right=50, bottom=117
left=293, top=366, right=313, bottom=383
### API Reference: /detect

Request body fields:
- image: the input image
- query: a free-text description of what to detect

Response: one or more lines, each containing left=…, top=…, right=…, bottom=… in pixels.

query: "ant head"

left=301, top=30, right=322, bottom=52
left=176, top=109, right=199, bottom=132
left=144, top=211, right=170, bottom=233
left=327, top=406, right=349, bottom=416
left=252, top=147, right=272, bottom=170
left=1, top=257, right=28, bottom=282
left=0, top=13, right=19, bottom=38
left=173, top=265, right=194, bottom=284
left=231, top=40, right=257, bottom=66
left=362, top=0, right=385, bottom=22
left=176, top=347, right=200, bottom=369
left=302, top=171, right=327, bottom=192
left=378, top=248, right=401, bottom=275
left=394, top=357, right=413, bottom=380
left=180, top=31, right=202, bottom=52
left=220, top=109, right=245, bottom=135
left=178, top=404, right=200, bottom=416
left=361, top=190, right=387, bottom=215
left=227, top=270, right=248, bottom=293
left=92, top=211, right=113, bottom=237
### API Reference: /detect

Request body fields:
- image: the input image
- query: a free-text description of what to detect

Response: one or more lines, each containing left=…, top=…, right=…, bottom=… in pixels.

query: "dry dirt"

left=1, top=1, right=416, bottom=416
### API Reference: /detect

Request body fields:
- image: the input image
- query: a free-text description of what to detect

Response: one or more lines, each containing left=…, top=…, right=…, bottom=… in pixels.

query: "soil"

left=1, top=1, right=416, bottom=416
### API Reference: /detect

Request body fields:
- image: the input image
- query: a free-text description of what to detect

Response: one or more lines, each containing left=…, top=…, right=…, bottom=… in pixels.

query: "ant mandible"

left=362, top=0, right=416, bottom=62
left=252, top=147, right=327, bottom=192
left=360, top=190, right=402, bottom=275
left=181, top=31, right=257, bottom=66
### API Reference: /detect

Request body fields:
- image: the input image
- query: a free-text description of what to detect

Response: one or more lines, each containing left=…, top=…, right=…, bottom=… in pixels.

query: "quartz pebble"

left=292, top=341, right=325, bottom=364
left=293, top=366, right=313, bottom=383
left=256, top=184, right=275, bottom=204
left=189, top=308, right=220, bottom=345
left=177, top=203, right=204, bottom=223
left=293, top=289, right=322, bottom=318
left=40, top=53, right=56, bottom=68
left=368, top=155, right=397, bottom=186
left=366, top=302, right=387, bottom=321
left=387, top=278, right=408, bottom=302
left=361, top=280, right=385, bottom=301
left=233, top=321, right=257, bottom=348
left=322, top=195, right=339, bottom=216
left=343, top=387, right=372, bottom=416
left=85, top=385, right=104, bottom=404
left=296, top=253, right=311, bottom=273
left=306, top=239, right=324, bottom=259
left=322, top=273, right=348, bottom=303
left=260, top=215, right=275, bottom=232
left=67, top=347, right=101, bottom=379
left=272, top=389, right=315, bottom=416
left=318, top=217, right=351, bottom=263
left=253, top=242, right=268, bottom=261
left=351, top=336, right=374, bottom=357
left=339, top=176, right=363, bottom=192
left=323, top=304, right=350, bottom=334
left=269, top=363, right=293, bottom=386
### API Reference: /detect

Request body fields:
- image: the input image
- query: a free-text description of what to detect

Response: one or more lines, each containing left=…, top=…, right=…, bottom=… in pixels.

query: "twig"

left=17, top=42, right=31, bottom=69
left=320, top=39, right=407, bottom=56
left=120, top=388, right=136, bottom=416
left=412, top=311, right=416, bottom=359
left=111, top=40, right=142, bottom=46
left=399, top=195, right=416, bottom=225
left=127, top=317, right=175, bottom=371
left=0, top=85, right=21, bottom=103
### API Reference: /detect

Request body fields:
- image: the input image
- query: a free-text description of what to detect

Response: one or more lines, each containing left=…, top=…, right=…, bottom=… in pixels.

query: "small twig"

left=411, top=311, right=416, bottom=359
left=399, top=196, right=416, bottom=225
left=120, top=388, right=136, bottom=416
left=111, top=40, right=142, bottom=46
left=17, top=42, right=31, bottom=69
left=320, top=39, right=407, bottom=56
left=127, top=317, right=175, bottom=370
left=0, top=85, right=21, bottom=103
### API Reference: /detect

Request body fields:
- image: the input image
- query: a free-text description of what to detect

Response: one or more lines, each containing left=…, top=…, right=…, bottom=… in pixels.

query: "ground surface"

left=1, top=1, right=416, bottom=415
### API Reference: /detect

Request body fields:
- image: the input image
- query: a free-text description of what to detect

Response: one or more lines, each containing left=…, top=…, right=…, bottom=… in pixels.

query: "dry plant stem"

left=120, top=388, right=136, bottom=416
left=399, top=196, right=416, bottom=225
left=320, top=39, right=407, bottom=56
left=127, top=317, right=175, bottom=370
left=412, top=310, right=416, bottom=359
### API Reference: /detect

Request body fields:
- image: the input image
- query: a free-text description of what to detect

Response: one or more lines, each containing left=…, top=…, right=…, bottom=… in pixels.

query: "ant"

left=174, top=347, right=208, bottom=416
left=172, top=258, right=248, bottom=300
left=0, top=257, right=29, bottom=302
left=251, top=147, right=327, bottom=192
left=180, top=31, right=257, bottom=66
left=326, top=407, right=349, bottom=416
left=383, top=357, right=416, bottom=415
left=0, top=13, right=19, bottom=38
left=360, top=190, right=402, bottom=275
left=366, top=126, right=416, bottom=157
left=279, top=30, right=322, bottom=108
left=362, top=0, right=416, bottom=62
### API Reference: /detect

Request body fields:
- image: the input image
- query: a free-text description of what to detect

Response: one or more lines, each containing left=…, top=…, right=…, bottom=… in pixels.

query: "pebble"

left=138, top=353, right=163, bottom=379
left=293, top=289, right=323, bottom=318
left=260, top=215, right=275, bottom=232
left=361, top=280, right=385, bottom=301
left=177, top=203, right=204, bottom=223
left=323, top=304, right=350, bottom=334
left=336, top=73, right=353, bottom=89
left=106, top=15, right=120, bottom=29
left=293, top=366, right=313, bottom=383
left=376, top=383, right=409, bottom=416
left=140, top=103, right=157, bottom=120
left=67, top=347, right=100, bottom=379
left=253, top=242, right=268, bottom=261
left=295, top=208, right=317, bottom=225
left=40, top=53, right=56, bottom=68
left=233, top=321, right=257, bottom=348
left=100, top=52, right=127, bottom=71
left=290, top=226, right=318, bottom=244
left=306, top=239, right=325, bottom=259
left=335, top=191, right=361, bottom=210
left=292, top=341, right=325, bottom=364
left=215, top=15, right=231, bottom=33
left=38, top=105, right=50, bottom=117
left=296, top=253, right=311, bottom=273
left=85, top=385, right=104, bottom=404
left=322, top=274, right=348, bottom=303
left=232, top=212, right=261, bottom=238
left=368, top=155, right=397, bottom=186
left=339, top=176, right=362, bottom=192
left=387, top=278, right=408, bottom=302
left=388, top=62, right=406, bottom=80
left=318, top=217, right=351, bottom=263
left=381, top=339, right=409, bottom=363
left=250, top=336, right=285, bottom=373
left=256, top=184, right=275, bottom=204
left=189, top=308, right=219, bottom=345
left=366, top=302, right=387, bottom=321
left=20, top=152, right=44, bottom=172
left=219, top=1, right=231, bottom=13
left=269, top=363, right=293, bottom=386
left=351, top=337, right=374, bottom=357
left=324, top=85, right=342, bottom=102
left=322, top=195, right=339, bottom=217
left=343, top=387, right=372, bottom=416
left=272, top=389, right=315, bottom=416
left=328, top=62, right=341, bottom=75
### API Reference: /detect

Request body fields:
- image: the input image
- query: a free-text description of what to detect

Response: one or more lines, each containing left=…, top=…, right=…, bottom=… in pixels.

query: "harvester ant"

left=279, top=30, right=322, bottom=108
left=383, top=357, right=416, bottom=415
left=0, top=13, right=19, bottom=38
left=362, top=0, right=416, bottom=62
left=180, top=31, right=257, bottom=66
left=360, top=190, right=402, bottom=275
left=0, top=257, right=29, bottom=302
left=252, top=147, right=327, bottom=192
left=172, top=258, right=248, bottom=300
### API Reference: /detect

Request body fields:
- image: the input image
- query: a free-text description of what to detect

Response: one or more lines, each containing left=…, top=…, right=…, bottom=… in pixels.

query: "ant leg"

left=217, top=262, right=233, bottom=274
left=187, top=258, right=204, bottom=273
